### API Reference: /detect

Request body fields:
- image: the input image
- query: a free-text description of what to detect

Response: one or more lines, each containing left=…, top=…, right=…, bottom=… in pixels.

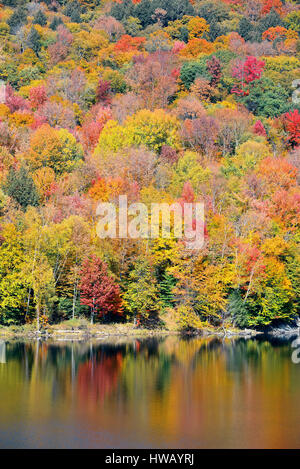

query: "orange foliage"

left=114, top=35, right=146, bottom=52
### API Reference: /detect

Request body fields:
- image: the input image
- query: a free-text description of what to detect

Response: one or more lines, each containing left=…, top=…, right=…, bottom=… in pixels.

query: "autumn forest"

left=0, top=0, right=299, bottom=332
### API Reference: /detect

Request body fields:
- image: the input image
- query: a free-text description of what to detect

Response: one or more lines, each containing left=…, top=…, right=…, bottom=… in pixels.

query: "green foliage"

left=180, top=60, right=210, bottom=90
left=33, top=10, right=47, bottom=27
left=27, top=27, right=42, bottom=56
left=158, top=272, right=176, bottom=308
left=228, top=290, right=252, bottom=329
left=64, top=0, right=82, bottom=23
left=111, top=0, right=194, bottom=28
left=3, top=166, right=39, bottom=210
left=7, top=6, right=27, bottom=33
left=237, top=77, right=290, bottom=117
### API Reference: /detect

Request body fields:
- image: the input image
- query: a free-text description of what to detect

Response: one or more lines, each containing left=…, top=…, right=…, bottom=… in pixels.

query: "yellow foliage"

left=0, top=104, right=10, bottom=120
left=96, top=109, right=181, bottom=154
left=9, top=111, right=34, bottom=127
left=187, top=16, right=209, bottom=39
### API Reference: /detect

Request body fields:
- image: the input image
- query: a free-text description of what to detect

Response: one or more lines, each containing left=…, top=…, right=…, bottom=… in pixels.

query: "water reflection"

left=0, top=336, right=299, bottom=448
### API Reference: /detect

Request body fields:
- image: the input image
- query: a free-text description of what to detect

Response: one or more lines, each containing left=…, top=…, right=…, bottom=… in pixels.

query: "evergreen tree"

left=208, top=19, right=222, bottom=41
left=64, top=0, right=82, bottom=23
left=159, top=272, right=176, bottom=308
left=33, top=10, right=47, bottom=27
left=238, top=17, right=254, bottom=41
left=228, top=290, right=252, bottom=328
left=257, top=8, right=284, bottom=40
left=197, top=1, right=229, bottom=24
left=49, top=16, right=64, bottom=31
left=3, top=166, right=39, bottom=210
left=27, top=27, right=42, bottom=55
left=7, top=6, right=27, bottom=33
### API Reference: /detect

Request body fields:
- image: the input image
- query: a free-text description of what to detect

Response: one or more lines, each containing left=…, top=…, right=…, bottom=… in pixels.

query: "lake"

left=0, top=335, right=299, bottom=449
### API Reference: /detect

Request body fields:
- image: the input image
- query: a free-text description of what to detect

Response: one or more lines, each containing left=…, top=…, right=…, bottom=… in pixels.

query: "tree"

left=0, top=224, right=28, bottom=325
left=33, top=10, right=47, bottom=27
left=27, top=27, right=42, bottom=56
left=96, top=109, right=180, bottom=154
left=261, top=0, right=283, bottom=16
left=7, top=6, right=27, bottom=33
left=234, top=77, right=290, bottom=117
left=123, top=258, right=160, bottom=324
left=64, top=0, right=82, bottom=23
left=126, top=52, right=177, bottom=110
left=187, top=17, right=210, bottom=39
left=284, top=109, right=300, bottom=148
left=238, top=17, right=254, bottom=41
left=232, top=56, right=265, bottom=96
left=79, top=256, right=123, bottom=323
left=26, top=125, right=84, bottom=174
left=96, top=79, right=112, bottom=105
left=49, top=16, right=63, bottom=30
left=257, top=7, right=284, bottom=38
left=3, top=166, right=39, bottom=210
left=207, top=56, right=221, bottom=87
left=159, top=271, right=176, bottom=308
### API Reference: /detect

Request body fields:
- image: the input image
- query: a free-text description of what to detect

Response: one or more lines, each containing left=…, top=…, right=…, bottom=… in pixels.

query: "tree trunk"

left=36, top=302, right=40, bottom=333
left=72, top=281, right=77, bottom=320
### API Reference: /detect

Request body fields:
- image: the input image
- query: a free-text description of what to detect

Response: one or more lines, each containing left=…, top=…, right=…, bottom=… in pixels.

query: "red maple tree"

left=284, top=109, right=300, bottom=148
left=232, top=56, right=265, bottom=96
left=79, top=255, right=123, bottom=323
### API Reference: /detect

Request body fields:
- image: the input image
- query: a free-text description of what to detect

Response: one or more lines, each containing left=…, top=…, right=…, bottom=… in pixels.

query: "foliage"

left=79, top=255, right=123, bottom=323
left=0, top=0, right=299, bottom=331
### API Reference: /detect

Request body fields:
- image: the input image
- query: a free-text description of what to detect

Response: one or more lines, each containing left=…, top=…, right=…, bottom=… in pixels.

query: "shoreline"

left=0, top=323, right=264, bottom=341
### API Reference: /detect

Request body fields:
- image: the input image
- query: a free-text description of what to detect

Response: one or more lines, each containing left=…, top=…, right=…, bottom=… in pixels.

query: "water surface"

left=0, top=336, right=299, bottom=448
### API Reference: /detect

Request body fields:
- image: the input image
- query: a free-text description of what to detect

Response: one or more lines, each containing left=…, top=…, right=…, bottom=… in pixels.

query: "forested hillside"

left=0, top=0, right=299, bottom=330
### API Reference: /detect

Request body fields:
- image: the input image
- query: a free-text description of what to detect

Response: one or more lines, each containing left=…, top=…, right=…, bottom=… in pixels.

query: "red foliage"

left=29, top=86, right=47, bottom=110
left=79, top=255, right=123, bottom=320
left=261, top=0, right=283, bottom=16
left=77, top=352, right=123, bottom=405
left=48, top=25, right=73, bottom=65
left=5, top=85, right=29, bottom=112
left=179, top=181, right=195, bottom=204
left=81, top=107, right=112, bottom=151
left=96, top=79, right=112, bottom=105
left=160, top=145, right=179, bottom=164
left=207, top=56, right=221, bottom=87
left=253, top=120, right=267, bottom=137
left=284, top=109, right=300, bottom=148
left=232, top=56, right=265, bottom=96
left=262, top=26, right=288, bottom=41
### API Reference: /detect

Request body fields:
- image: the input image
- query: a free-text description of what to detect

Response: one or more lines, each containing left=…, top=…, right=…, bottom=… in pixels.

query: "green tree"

left=27, top=27, right=42, bottom=56
left=7, top=6, right=27, bottom=33
left=33, top=10, right=47, bottom=27
left=3, top=166, right=39, bottom=210
left=159, top=271, right=176, bottom=308
left=238, top=17, right=254, bottom=41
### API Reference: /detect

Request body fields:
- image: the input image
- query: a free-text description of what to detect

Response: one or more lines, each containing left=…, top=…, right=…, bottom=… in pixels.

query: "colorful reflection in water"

left=0, top=336, right=299, bottom=448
